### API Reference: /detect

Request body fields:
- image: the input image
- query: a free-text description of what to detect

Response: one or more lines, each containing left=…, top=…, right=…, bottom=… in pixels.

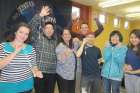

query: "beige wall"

left=131, top=20, right=140, bottom=30
left=90, top=8, right=131, bottom=51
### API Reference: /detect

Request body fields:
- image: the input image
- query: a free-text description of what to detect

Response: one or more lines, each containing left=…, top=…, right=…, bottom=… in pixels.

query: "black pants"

left=34, top=73, right=57, bottom=93
left=57, top=74, right=75, bottom=93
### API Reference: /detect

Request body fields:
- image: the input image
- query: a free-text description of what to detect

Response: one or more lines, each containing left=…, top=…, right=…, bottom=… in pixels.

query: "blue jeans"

left=81, top=76, right=102, bottom=93
left=102, top=77, right=121, bottom=93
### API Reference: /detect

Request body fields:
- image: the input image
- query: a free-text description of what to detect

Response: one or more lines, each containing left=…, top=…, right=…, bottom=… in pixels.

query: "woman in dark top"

left=124, top=29, right=140, bottom=93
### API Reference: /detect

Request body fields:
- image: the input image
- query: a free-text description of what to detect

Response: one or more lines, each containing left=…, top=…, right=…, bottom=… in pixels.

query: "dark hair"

left=43, top=21, right=55, bottom=28
left=9, top=22, right=31, bottom=43
left=109, top=30, right=123, bottom=44
left=15, top=22, right=32, bottom=32
left=42, top=22, right=56, bottom=39
left=129, top=29, right=140, bottom=56
left=59, top=28, right=73, bottom=49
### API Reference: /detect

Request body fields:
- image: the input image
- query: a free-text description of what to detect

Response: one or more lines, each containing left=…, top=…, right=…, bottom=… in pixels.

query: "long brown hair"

left=59, top=28, right=73, bottom=49
left=128, top=29, right=140, bottom=56
left=9, top=22, right=32, bottom=43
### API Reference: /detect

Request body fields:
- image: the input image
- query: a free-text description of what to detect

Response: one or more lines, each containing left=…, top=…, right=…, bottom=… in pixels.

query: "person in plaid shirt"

left=33, top=22, right=58, bottom=93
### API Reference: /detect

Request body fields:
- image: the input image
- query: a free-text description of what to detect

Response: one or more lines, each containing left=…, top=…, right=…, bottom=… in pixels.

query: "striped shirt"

left=0, top=42, right=36, bottom=82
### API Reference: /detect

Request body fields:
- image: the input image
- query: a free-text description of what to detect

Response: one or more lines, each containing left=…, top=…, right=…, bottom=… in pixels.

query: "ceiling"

left=72, top=0, right=140, bottom=21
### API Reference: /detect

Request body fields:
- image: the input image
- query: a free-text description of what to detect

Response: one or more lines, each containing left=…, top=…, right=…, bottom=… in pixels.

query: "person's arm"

left=29, top=47, right=43, bottom=78
left=103, top=46, right=112, bottom=63
left=0, top=44, right=22, bottom=69
left=29, top=14, right=42, bottom=43
left=76, top=38, right=87, bottom=57
left=29, top=6, right=50, bottom=28
left=97, top=48, right=104, bottom=64
left=29, top=6, right=51, bottom=43
left=0, top=52, right=18, bottom=69
left=124, top=64, right=133, bottom=72
left=73, top=37, right=82, bottom=46
left=71, top=31, right=84, bottom=40
left=98, top=58, right=104, bottom=64
left=32, top=66, right=43, bottom=78
left=125, top=69, right=140, bottom=74
left=93, top=18, right=104, bottom=37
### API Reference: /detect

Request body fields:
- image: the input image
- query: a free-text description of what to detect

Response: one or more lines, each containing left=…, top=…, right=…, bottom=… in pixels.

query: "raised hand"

left=39, top=6, right=50, bottom=17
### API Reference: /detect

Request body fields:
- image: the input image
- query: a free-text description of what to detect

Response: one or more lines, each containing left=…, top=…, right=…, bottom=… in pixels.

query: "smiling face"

left=15, top=26, right=30, bottom=43
left=80, top=23, right=89, bottom=35
left=86, top=34, right=95, bottom=45
left=130, top=33, right=140, bottom=47
left=43, top=23, right=54, bottom=38
left=62, top=29, right=71, bottom=43
left=110, top=34, right=120, bottom=45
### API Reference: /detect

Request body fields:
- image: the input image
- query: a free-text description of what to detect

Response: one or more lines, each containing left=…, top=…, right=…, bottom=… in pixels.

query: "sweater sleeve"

left=0, top=43, right=3, bottom=59
left=29, top=47, right=37, bottom=68
left=103, top=47, right=112, bottom=63
left=94, top=18, right=104, bottom=37
left=29, top=14, right=42, bottom=43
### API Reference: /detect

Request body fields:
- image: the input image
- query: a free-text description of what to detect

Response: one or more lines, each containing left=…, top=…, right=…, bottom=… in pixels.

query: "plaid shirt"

left=33, top=33, right=58, bottom=73
left=29, top=14, right=56, bottom=43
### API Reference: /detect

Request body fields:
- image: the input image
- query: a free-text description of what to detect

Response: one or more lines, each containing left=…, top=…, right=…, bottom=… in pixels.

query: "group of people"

left=0, top=2, right=140, bottom=93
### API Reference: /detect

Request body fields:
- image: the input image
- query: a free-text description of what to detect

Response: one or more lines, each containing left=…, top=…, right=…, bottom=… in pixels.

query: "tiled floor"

left=55, top=87, right=127, bottom=93
left=121, top=87, right=126, bottom=93
left=32, top=86, right=127, bottom=93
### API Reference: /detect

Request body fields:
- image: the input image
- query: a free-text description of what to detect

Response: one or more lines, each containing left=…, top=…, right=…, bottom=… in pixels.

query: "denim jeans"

left=102, top=77, right=121, bottom=93
left=81, top=76, right=102, bottom=93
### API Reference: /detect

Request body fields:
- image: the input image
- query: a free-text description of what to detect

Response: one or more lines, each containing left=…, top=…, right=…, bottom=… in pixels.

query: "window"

left=72, top=6, right=80, bottom=20
left=99, top=14, right=106, bottom=24
left=124, top=21, right=129, bottom=29
left=114, top=18, right=120, bottom=28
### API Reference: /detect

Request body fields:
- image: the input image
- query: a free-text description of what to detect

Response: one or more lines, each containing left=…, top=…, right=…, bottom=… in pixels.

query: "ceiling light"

left=126, top=13, right=140, bottom=18
left=98, top=0, right=139, bottom=8
left=125, top=6, right=140, bottom=13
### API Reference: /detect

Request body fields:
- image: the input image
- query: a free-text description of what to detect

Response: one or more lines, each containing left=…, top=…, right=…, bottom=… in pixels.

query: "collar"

left=3, top=42, right=32, bottom=54
left=86, top=44, right=93, bottom=47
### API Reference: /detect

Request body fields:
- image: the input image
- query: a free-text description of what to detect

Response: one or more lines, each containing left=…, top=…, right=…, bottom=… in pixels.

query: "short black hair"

left=43, top=22, right=55, bottom=28
left=109, top=30, right=123, bottom=43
